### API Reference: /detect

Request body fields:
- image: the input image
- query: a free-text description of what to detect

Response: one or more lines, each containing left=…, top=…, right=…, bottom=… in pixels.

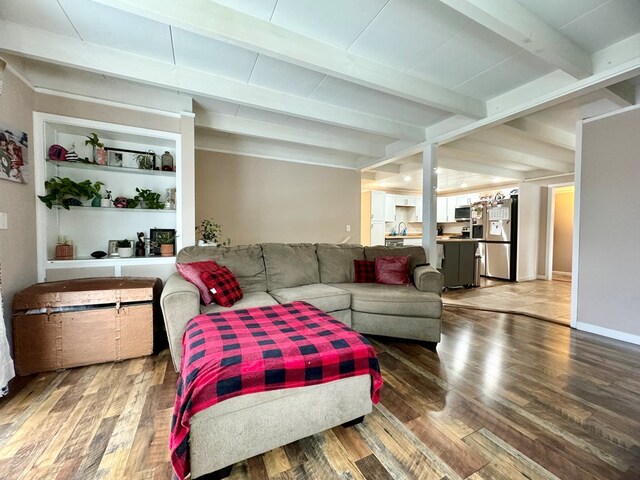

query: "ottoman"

left=170, top=301, right=382, bottom=479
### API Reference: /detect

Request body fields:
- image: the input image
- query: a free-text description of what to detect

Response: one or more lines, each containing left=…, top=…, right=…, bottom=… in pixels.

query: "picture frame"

left=107, top=239, right=119, bottom=256
left=105, top=148, right=156, bottom=170
left=150, top=228, right=176, bottom=255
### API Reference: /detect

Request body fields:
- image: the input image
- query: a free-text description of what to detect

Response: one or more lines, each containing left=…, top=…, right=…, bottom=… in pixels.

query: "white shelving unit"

left=34, top=113, right=183, bottom=282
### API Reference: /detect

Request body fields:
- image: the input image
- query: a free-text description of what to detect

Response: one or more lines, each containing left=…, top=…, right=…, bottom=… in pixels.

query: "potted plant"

left=134, top=188, right=164, bottom=209
left=196, top=219, right=231, bottom=246
left=116, top=239, right=133, bottom=258
left=85, top=133, right=106, bottom=165
left=38, top=177, right=104, bottom=210
left=153, top=231, right=178, bottom=256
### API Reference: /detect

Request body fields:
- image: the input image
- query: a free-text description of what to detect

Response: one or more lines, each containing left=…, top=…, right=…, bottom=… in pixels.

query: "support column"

left=422, top=145, right=438, bottom=266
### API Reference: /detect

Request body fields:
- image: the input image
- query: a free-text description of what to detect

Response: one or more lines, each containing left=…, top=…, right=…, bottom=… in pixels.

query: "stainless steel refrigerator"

left=473, top=196, right=518, bottom=281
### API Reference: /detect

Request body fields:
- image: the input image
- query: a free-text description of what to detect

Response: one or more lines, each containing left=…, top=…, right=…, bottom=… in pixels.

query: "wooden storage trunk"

left=12, top=277, right=162, bottom=375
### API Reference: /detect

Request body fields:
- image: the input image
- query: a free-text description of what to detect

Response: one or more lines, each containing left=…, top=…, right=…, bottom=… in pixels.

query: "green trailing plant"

left=116, top=239, right=131, bottom=248
left=195, top=219, right=230, bottom=245
left=134, top=188, right=164, bottom=209
left=38, top=177, right=104, bottom=210
left=125, top=197, right=140, bottom=209
left=85, top=133, right=104, bottom=149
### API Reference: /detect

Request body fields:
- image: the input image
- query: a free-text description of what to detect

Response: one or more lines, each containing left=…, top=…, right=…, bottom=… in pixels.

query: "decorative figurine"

left=135, top=232, right=145, bottom=257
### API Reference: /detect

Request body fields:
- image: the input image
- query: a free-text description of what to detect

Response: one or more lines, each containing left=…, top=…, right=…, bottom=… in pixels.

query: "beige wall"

left=552, top=187, right=574, bottom=273
left=195, top=150, right=360, bottom=245
left=0, top=69, right=36, bottom=341
left=577, top=105, right=640, bottom=340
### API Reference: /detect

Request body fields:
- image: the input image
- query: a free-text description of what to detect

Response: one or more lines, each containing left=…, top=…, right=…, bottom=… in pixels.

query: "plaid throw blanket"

left=170, top=301, right=383, bottom=479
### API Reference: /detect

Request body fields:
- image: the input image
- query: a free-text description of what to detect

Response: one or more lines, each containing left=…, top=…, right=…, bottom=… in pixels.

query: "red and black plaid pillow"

left=354, top=259, right=376, bottom=283
left=176, top=260, right=221, bottom=305
left=199, top=267, right=243, bottom=307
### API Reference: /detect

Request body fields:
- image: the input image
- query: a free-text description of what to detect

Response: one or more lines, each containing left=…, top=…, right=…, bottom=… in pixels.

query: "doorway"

left=546, top=185, right=575, bottom=282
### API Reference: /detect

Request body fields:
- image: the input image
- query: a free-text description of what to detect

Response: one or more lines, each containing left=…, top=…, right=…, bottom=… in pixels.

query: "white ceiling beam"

left=0, top=19, right=425, bottom=141
left=92, top=0, right=486, bottom=118
left=196, top=131, right=358, bottom=170
left=473, top=127, right=575, bottom=163
left=399, top=162, right=423, bottom=175
left=451, top=138, right=573, bottom=172
left=195, top=111, right=384, bottom=158
left=505, top=117, right=576, bottom=150
left=369, top=164, right=402, bottom=174
left=438, top=156, right=526, bottom=180
left=437, top=0, right=592, bottom=78
left=440, top=146, right=531, bottom=172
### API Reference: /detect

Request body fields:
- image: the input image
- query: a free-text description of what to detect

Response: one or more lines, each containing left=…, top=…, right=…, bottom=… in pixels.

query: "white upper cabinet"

left=415, top=196, right=423, bottom=222
left=395, top=194, right=416, bottom=206
left=437, top=197, right=448, bottom=222
left=384, top=194, right=396, bottom=222
left=370, top=190, right=385, bottom=222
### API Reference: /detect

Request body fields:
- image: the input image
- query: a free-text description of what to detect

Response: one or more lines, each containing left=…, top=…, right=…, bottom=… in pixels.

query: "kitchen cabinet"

left=437, top=197, right=448, bottom=222
left=395, top=195, right=416, bottom=207
left=34, top=112, right=181, bottom=282
left=438, top=241, right=476, bottom=287
left=371, top=190, right=385, bottom=222
left=415, top=196, right=422, bottom=222
left=371, top=222, right=385, bottom=246
left=384, top=194, right=396, bottom=222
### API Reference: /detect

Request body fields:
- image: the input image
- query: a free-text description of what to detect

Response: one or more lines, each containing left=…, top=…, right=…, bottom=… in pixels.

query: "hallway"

left=442, top=279, right=572, bottom=325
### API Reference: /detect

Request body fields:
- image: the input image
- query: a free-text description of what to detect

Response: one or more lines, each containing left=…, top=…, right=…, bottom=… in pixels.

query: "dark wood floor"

left=1, top=307, right=639, bottom=479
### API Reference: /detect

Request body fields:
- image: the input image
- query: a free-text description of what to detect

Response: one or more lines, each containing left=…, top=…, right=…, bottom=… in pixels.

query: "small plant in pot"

left=152, top=231, right=178, bottom=257
left=85, top=133, right=106, bottom=165
left=134, top=188, right=164, bottom=209
left=195, top=219, right=231, bottom=246
left=116, top=239, right=133, bottom=258
left=101, top=190, right=113, bottom=208
left=38, top=177, right=104, bottom=210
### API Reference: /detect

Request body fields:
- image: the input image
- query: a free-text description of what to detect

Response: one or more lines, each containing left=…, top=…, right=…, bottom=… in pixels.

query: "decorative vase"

left=117, top=246, right=133, bottom=258
left=161, top=151, right=174, bottom=171
left=94, top=147, right=107, bottom=165
left=91, top=195, right=101, bottom=207
left=160, top=244, right=174, bottom=257
left=100, top=198, right=111, bottom=208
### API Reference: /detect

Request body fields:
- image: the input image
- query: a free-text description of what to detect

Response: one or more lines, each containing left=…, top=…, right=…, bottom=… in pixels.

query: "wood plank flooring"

left=443, top=279, right=572, bottom=325
left=2, top=307, right=639, bottom=479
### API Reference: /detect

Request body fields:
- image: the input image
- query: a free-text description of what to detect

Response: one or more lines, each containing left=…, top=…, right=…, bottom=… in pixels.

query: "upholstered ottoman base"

left=189, top=375, right=372, bottom=479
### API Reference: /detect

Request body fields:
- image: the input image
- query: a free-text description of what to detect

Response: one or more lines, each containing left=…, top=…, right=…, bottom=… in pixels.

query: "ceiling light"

left=403, top=175, right=411, bottom=182
left=492, top=177, right=499, bottom=183
left=461, top=182, right=468, bottom=188
left=435, top=168, right=440, bottom=174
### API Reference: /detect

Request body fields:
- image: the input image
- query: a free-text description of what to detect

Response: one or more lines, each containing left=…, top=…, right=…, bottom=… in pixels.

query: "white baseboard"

left=576, top=322, right=640, bottom=346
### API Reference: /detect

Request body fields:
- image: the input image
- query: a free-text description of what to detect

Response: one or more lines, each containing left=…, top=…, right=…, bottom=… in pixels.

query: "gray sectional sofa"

left=161, top=242, right=444, bottom=372
left=161, top=242, right=443, bottom=479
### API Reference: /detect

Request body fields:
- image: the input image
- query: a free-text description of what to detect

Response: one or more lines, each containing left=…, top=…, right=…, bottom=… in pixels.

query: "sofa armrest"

left=161, top=272, right=201, bottom=372
left=413, top=265, right=444, bottom=293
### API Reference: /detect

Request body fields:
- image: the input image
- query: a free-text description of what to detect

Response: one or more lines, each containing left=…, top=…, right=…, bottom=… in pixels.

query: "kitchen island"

left=437, top=238, right=478, bottom=288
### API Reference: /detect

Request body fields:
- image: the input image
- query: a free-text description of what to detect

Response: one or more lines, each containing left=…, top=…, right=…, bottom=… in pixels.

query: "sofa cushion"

left=316, top=244, right=364, bottom=283
left=176, top=260, right=221, bottom=305
left=178, top=245, right=267, bottom=293
left=364, top=246, right=427, bottom=274
left=200, top=291, right=278, bottom=315
left=374, top=256, right=410, bottom=285
left=269, top=284, right=350, bottom=312
left=332, top=283, right=442, bottom=318
left=262, top=243, right=319, bottom=291
left=354, top=260, right=375, bottom=283
left=200, top=267, right=243, bottom=308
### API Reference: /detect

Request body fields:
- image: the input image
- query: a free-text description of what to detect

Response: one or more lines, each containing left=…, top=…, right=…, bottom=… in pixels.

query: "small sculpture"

left=135, top=232, right=145, bottom=257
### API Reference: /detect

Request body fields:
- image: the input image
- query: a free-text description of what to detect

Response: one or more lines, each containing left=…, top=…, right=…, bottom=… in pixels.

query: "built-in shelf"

left=58, top=205, right=175, bottom=213
left=45, top=256, right=176, bottom=269
left=46, top=159, right=176, bottom=177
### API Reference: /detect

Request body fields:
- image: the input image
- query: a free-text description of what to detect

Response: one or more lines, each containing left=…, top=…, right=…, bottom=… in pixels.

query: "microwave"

left=454, top=206, right=471, bottom=221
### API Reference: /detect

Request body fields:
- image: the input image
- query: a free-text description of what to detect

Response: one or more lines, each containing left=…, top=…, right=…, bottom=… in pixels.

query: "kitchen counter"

left=437, top=237, right=478, bottom=243
left=385, top=235, right=422, bottom=239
